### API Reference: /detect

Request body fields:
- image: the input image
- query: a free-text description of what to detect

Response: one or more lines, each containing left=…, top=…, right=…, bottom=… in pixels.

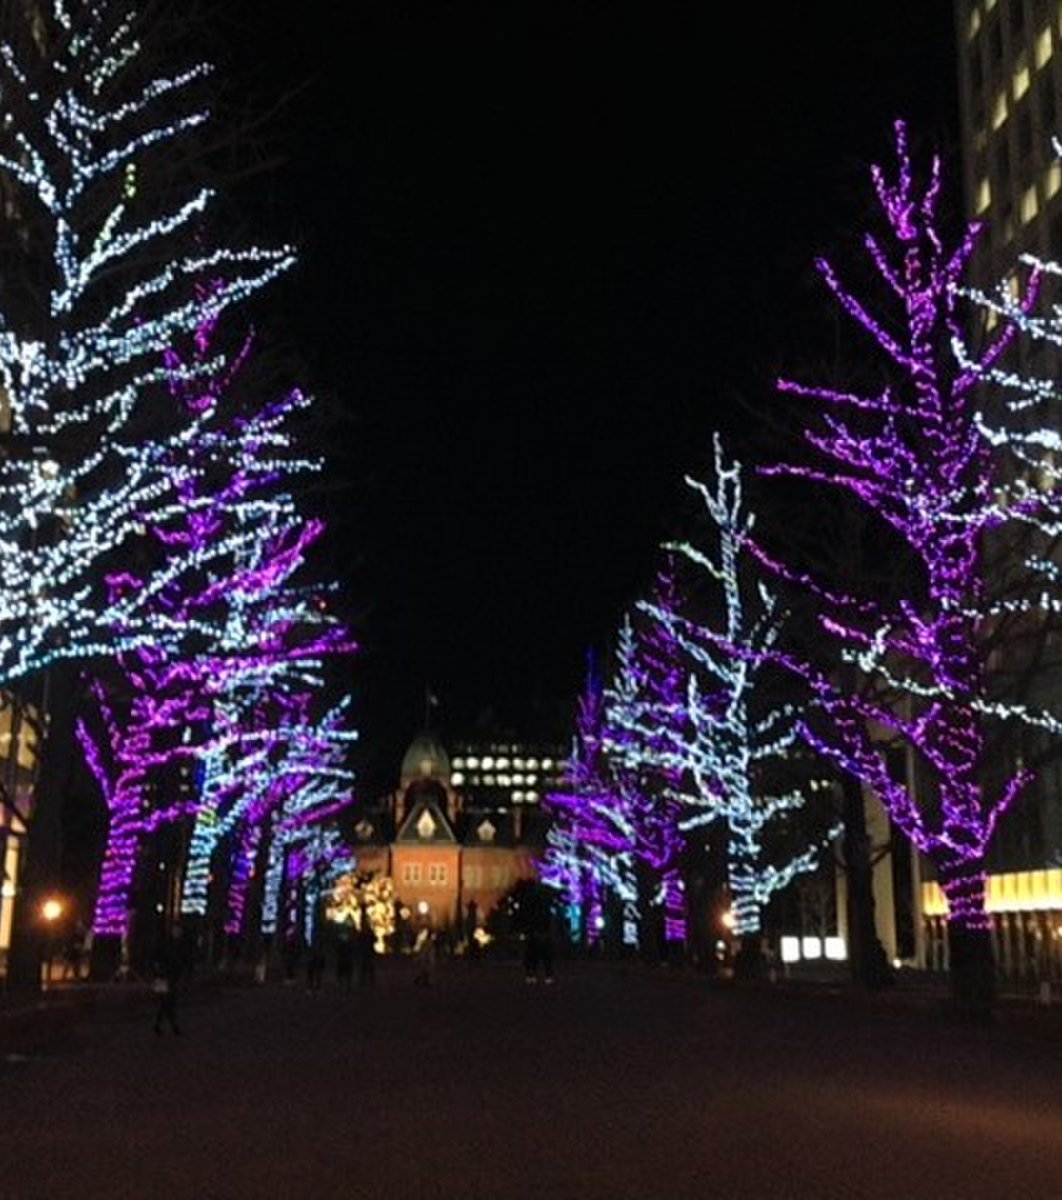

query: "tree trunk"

left=947, top=924, right=996, bottom=1016
left=941, top=866, right=996, bottom=1017
left=732, top=932, right=766, bottom=980
left=840, top=773, right=894, bottom=990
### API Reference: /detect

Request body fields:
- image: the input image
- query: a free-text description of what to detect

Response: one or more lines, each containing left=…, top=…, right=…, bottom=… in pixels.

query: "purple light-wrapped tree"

left=540, top=675, right=636, bottom=947
left=79, top=310, right=354, bottom=963
left=766, top=120, right=1053, bottom=1010
left=646, top=435, right=831, bottom=974
left=255, top=698, right=357, bottom=945
left=601, top=606, right=688, bottom=948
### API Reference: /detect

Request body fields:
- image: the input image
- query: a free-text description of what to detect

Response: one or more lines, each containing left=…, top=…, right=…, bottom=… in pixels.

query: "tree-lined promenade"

left=3, top=959, right=1062, bottom=1199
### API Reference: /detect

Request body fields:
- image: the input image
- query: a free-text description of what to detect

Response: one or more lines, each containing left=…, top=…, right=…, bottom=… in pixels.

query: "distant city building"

left=449, top=739, right=567, bottom=809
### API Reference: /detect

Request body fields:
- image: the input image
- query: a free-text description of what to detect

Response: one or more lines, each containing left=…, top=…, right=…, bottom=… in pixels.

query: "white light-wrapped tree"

left=646, top=435, right=834, bottom=975
left=601, top=606, right=688, bottom=952
left=0, top=2, right=294, bottom=678
left=0, top=1, right=294, bottom=984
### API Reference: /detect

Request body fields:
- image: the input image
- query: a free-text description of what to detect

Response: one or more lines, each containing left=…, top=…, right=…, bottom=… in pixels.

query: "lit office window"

left=1013, top=60, right=1030, bottom=99
left=1021, top=183, right=1039, bottom=223
left=976, top=177, right=992, bottom=213
left=1046, top=161, right=1061, bottom=199
left=1036, top=26, right=1053, bottom=67
left=969, top=6, right=982, bottom=38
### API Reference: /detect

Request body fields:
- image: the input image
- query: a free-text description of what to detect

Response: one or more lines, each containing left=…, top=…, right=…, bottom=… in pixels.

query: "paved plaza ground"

left=2, top=956, right=1062, bottom=1199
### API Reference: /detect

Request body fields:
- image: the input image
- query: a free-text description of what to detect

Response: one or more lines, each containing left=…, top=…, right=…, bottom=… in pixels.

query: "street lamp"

left=40, top=894, right=64, bottom=987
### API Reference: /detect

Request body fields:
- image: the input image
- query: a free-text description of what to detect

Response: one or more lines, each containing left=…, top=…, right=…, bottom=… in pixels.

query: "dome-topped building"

left=399, top=731, right=451, bottom=789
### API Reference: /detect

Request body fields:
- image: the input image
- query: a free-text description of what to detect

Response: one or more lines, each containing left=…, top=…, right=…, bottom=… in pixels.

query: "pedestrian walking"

left=357, top=908, right=376, bottom=987
left=517, top=881, right=556, bottom=984
left=306, top=942, right=326, bottom=991
left=335, top=934, right=354, bottom=991
left=151, top=939, right=182, bottom=1036
left=412, top=926, right=436, bottom=987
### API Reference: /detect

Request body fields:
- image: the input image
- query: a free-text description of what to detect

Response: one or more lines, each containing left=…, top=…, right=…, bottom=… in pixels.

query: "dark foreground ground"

left=2, top=957, right=1062, bottom=1200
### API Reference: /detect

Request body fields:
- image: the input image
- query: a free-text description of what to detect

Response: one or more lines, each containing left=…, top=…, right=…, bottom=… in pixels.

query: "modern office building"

left=956, top=0, right=1062, bottom=292
left=906, top=0, right=1062, bottom=982
left=449, top=739, right=566, bottom=810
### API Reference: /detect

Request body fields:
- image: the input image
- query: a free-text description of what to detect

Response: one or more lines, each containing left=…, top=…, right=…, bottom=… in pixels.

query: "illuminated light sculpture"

left=644, top=437, right=831, bottom=959
left=0, top=2, right=296, bottom=687
left=767, top=120, right=1053, bottom=1006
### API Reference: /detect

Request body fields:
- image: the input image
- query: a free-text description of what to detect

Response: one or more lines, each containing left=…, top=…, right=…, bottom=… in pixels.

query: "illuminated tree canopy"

left=0, top=1, right=293, bottom=687
left=765, top=120, right=1059, bottom=1002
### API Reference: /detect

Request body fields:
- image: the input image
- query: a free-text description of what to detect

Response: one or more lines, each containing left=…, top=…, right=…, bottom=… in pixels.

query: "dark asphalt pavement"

left=2, top=958, right=1062, bottom=1199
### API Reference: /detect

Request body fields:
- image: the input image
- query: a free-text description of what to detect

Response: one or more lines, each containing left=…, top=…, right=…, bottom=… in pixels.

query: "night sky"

left=214, top=3, right=960, bottom=795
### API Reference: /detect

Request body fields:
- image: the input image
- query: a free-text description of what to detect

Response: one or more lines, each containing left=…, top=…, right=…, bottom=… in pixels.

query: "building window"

left=1013, top=59, right=1030, bottom=100
left=969, top=6, right=982, bottom=39
left=992, top=89, right=1008, bottom=129
left=1046, top=161, right=1061, bottom=200
left=490, top=866, right=510, bottom=888
left=1036, top=25, right=1052, bottom=68
left=429, top=863, right=448, bottom=886
left=464, top=865, right=483, bottom=888
left=403, top=863, right=422, bottom=884
left=1021, top=183, right=1039, bottom=224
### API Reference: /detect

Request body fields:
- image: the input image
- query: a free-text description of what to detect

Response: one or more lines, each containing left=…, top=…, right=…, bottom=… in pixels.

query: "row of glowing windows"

left=401, top=862, right=511, bottom=888
left=402, top=862, right=449, bottom=885
left=452, top=755, right=554, bottom=771
left=452, top=768, right=539, bottom=787
left=453, top=778, right=541, bottom=803
left=975, top=161, right=1062, bottom=221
